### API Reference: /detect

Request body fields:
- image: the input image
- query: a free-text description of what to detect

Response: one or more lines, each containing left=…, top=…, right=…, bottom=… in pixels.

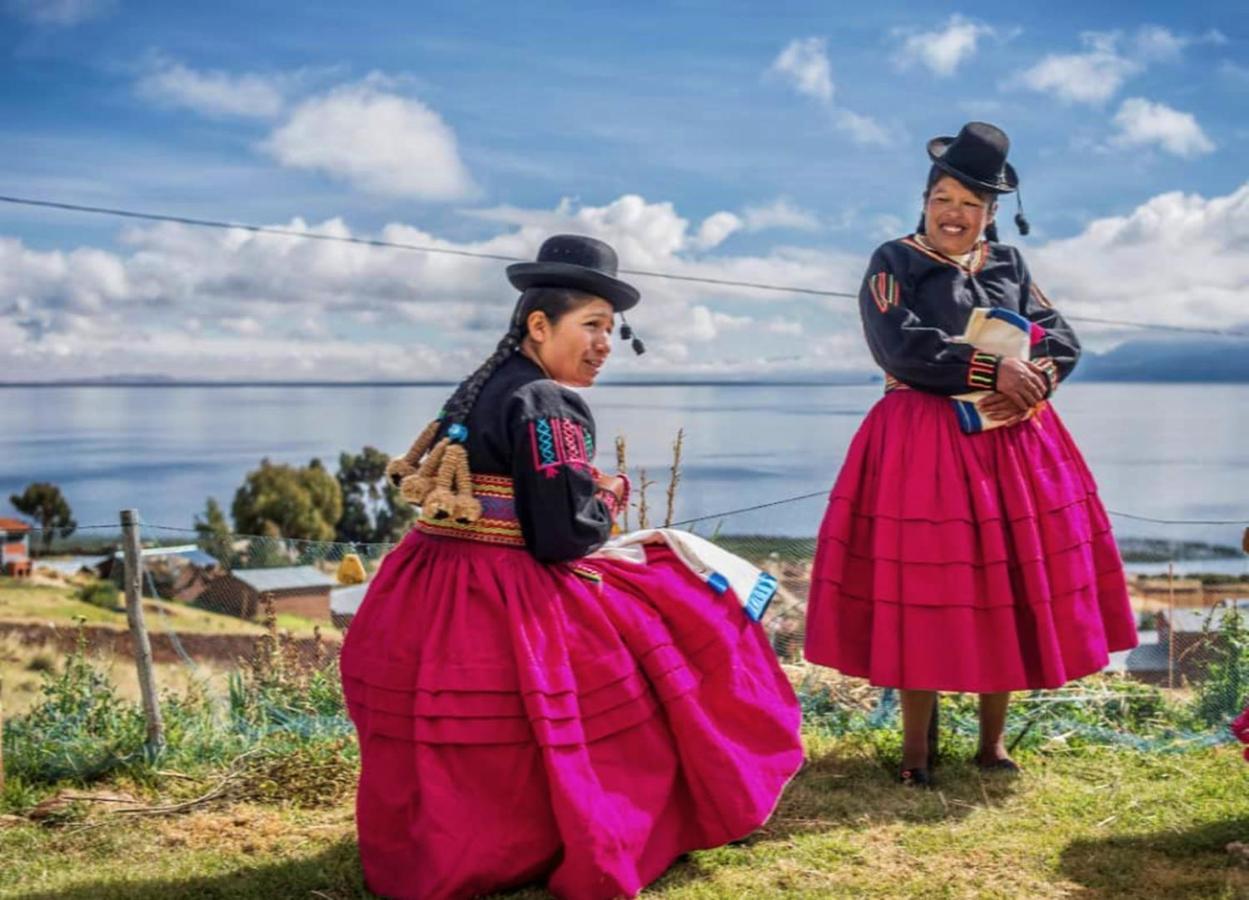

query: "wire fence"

left=4, top=493, right=1247, bottom=787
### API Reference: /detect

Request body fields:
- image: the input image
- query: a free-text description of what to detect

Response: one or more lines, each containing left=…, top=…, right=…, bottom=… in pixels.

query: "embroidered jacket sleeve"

left=507, top=380, right=613, bottom=563
left=860, top=245, right=997, bottom=396
left=1015, top=248, right=1081, bottom=395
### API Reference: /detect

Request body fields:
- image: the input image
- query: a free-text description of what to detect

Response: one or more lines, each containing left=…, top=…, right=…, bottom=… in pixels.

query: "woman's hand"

left=995, top=357, right=1048, bottom=409
left=980, top=393, right=1031, bottom=427
left=594, top=474, right=626, bottom=500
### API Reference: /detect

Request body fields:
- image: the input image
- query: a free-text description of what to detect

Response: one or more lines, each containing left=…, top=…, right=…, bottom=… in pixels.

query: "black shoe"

left=899, top=766, right=935, bottom=788
left=975, top=754, right=1021, bottom=774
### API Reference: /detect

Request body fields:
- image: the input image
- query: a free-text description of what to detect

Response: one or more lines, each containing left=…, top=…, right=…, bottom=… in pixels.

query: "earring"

left=619, top=315, right=645, bottom=355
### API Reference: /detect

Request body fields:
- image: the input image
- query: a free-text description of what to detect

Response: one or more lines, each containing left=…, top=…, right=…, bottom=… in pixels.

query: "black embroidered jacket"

left=859, top=235, right=1081, bottom=396
left=446, top=353, right=616, bottom=563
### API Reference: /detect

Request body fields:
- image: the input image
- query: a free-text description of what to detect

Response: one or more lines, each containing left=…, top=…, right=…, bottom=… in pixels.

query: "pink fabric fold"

left=805, top=389, right=1138, bottom=693
left=342, top=537, right=804, bottom=899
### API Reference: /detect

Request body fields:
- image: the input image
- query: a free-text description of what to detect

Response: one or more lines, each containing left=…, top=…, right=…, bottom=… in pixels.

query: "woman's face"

left=923, top=175, right=995, bottom=257
left=526, top=297, right=615, bottom=387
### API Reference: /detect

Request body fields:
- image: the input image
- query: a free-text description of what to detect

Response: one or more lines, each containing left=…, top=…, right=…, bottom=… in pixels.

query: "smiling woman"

left=804, top=122, right=1139, bottom=789
left=340, top=234, right=804, bottom=899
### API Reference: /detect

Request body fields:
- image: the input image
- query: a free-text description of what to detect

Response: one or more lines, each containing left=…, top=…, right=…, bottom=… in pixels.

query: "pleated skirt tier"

left=805, top=390, right=1138, bottom=693
left=342, top=533, right=804, bottom=899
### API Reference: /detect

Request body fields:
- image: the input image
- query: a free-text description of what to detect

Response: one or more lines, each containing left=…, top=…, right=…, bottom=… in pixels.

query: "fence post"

left=0, top=676, right=6, bottom=794
left=120, top=508, right=165, bottom=755
left=1167, top=561, right=1176, bottom=690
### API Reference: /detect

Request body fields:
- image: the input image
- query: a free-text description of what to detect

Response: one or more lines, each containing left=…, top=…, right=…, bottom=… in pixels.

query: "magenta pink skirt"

left=805, top=390, right=1138, bottom=693
left=341, top=533, right=803, bottom=900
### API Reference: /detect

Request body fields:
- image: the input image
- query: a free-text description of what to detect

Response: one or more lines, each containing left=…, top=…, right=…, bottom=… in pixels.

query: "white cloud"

left=768, top=37, right=892, bottom=147
left=12, top=184, right=1249, bottom=379
left=1017, top=26, right=1224, bottom=105
left=769, top=38, right=833, bottom=103
left=136, top=58, right=288, bottom=120
left=694, top=212, right=743, bottom=250
left=1017, top=31, right=1141, bottom=104
left=1029, top=182, right=1249, bottom=340
left=263, top=79, right=476, bottom=201
left=682, top=305, right=753, bottom=342
left=1219, top=60, right=1249, bottom=86
left=895, top=15, right=996, bottom=77
left=0, top=194, right=873, bottom=380
left=742, top=199, right=821, bottom=232
left=766, top=317, right=803, bottom=336
left=834, top=109, right=892, bottom=147
left=5, top=0, right=112, bottom=25
left=1111, top=98, right=1215, bottom=158
left=1133, top=25, right=1227, bottom=62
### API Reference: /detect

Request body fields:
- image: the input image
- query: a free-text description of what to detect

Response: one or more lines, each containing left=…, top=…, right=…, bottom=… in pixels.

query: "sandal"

left=899, top=766, right=935, bottom=788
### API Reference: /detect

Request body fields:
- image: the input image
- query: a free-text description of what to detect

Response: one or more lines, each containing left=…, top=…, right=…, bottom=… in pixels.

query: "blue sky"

left=1, top=0, right=1246, bottom=380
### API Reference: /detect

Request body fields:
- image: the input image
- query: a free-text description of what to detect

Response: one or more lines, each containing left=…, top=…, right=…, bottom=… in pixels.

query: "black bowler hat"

left=506, top=234, right=640, bottom=312
left=927, top=122, right=1018, bottom=195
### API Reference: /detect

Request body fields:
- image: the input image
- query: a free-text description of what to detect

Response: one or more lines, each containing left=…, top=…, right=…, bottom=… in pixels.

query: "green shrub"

left=74, top=579, right=121, bottom=610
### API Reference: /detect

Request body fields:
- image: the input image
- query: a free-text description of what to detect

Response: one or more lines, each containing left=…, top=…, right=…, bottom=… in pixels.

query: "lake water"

left=1, top=382, right=1246, bottom=563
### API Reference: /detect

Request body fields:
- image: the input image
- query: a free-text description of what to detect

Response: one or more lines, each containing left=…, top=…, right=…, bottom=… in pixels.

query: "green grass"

left=2, top=736, right=1246, bottom=899
left=0, top=578, right=324, bottom=636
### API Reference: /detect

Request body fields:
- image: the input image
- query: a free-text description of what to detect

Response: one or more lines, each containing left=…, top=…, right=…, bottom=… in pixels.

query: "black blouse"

left=860, top=235, right=1081, bottom=396
left=446, top=353, right=615, bottom=563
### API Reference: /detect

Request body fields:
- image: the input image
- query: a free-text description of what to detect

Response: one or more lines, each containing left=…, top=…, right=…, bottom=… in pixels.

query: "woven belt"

left=415, top=474, right=526, bottom=547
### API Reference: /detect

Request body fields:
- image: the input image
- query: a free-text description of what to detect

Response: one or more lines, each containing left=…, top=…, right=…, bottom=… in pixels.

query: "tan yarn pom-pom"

left=386, top=419, right=441, bottom=487
left=399, top=438, right=448, bottom=505
left=451, top=493, right=483, bottom=525
left=420, top=442, right=466, bottom=519
left=447, top=440, right=481, bottom=524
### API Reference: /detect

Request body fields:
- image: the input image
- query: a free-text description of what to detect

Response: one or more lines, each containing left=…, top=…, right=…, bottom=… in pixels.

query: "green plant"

left=3, top=623, right=146, bottom=784
left=1193, top=608, right=1249, bottom=726
left=74, top=579, right=121, bottom=610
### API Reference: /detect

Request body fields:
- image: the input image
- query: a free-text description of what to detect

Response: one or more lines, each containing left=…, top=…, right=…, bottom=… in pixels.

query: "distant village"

left=5, top=512, right=1248, bottom=687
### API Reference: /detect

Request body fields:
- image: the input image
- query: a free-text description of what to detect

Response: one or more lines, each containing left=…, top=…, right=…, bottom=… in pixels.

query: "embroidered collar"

left=902, top=233, right=989, bottom=275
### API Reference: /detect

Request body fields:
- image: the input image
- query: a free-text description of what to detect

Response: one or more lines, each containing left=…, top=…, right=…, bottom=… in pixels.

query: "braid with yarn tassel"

left=388, top=314, right=524, bottom=523
left=386, top=286, right=595, bottom=527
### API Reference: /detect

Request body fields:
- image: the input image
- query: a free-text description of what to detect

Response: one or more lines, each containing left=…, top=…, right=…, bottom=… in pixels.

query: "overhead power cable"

left=4, top=193, right=1248, bottom=339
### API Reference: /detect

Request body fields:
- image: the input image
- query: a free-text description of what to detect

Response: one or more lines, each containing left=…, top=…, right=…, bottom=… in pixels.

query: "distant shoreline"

left=3, top=378, right=1249, bottom=388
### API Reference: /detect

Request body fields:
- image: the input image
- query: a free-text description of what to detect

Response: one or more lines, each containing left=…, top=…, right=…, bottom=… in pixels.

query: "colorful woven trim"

left=902, top=235, right=989, bottom=275
left=530, top=416, right=594, bottom=479
left=570, top=564, right=602, bottom=584
left=1033, top=356, right=1059, bottom=396
left=594, top=471, right=630, bottom=519
left=867, top=271, right=901, bottom=313
left=416, top=474, right=525, bottom=547
left=967, top=351, right=999, bottom=390
left=883, top=373, right=912, bottom=394
left=1029, top=282, right=1054, bottom=309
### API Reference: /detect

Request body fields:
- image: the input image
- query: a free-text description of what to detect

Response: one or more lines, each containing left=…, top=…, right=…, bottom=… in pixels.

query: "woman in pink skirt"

left=341, top=234, right=804, bottom=898
left=804, top=123, right=1138, bottom=786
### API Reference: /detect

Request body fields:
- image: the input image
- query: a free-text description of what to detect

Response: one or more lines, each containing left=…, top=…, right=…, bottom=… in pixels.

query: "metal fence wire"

left=7, top=508, right=1249, bottom=773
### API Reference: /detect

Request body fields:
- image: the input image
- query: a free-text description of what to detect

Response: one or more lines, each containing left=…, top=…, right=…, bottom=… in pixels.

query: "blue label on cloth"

left=707, top=571, right=729, bottom=594
left=986, top=307, right=1030, bottom=332
left=744, top=573, right=778, bottom=622
left=953, top=399, right=983, bottom=435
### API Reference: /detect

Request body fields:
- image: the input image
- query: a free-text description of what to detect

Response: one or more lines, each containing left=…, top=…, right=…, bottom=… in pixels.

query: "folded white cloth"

left=951, top=306, right=1035, bottom=434
left=590, top=528, right=778, bottom=621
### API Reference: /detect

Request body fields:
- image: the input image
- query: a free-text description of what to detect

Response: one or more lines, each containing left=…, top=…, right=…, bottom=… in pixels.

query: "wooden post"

left=1167, top=561, right=1176, bottom=690
left=0, top=676, right=6, bottom=794
left=120, top=509, right=164, bottom=755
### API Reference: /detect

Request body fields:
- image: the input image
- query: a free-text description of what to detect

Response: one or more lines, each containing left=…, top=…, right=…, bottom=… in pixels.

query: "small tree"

left=336, top=446, right=415, bottom=544
left=10, top=482, right=77, bottom=554
left=194, top=497, right=236, bottom=566
left=231, top=458, right=343, bottom=542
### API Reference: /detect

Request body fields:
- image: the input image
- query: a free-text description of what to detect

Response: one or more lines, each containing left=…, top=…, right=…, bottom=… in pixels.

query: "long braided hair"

left=916, top=164, right=1002, bottom=244
left=385, top=287, right=596, bottom=524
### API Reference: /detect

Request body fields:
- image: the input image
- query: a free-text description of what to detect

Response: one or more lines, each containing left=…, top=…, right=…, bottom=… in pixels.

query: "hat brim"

left=927, top=136, right=1018, bottom=194
left=506, top=261, right=640, bottom=312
